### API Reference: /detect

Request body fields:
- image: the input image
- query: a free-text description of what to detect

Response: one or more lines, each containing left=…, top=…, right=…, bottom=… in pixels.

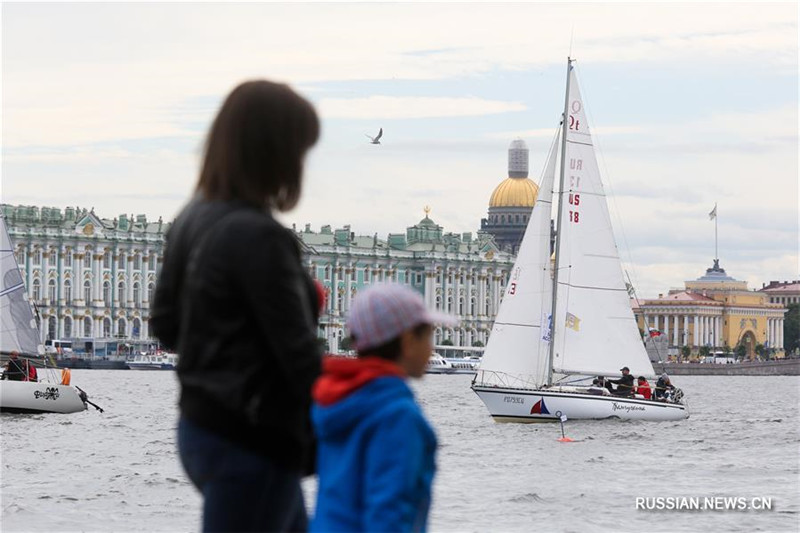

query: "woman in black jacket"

left=151, top=80, right=322, bottom=532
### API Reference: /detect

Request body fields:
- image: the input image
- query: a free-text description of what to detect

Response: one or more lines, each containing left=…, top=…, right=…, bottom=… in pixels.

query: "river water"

left=1, top=371, right=798, bottom=532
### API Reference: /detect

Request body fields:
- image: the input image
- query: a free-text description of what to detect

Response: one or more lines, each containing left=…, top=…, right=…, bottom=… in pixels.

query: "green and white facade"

left=4, top=205, right=516, bottom=351
left=297, top=214, right=515, bottom=353
left=2, top=204, right=168, bottom=342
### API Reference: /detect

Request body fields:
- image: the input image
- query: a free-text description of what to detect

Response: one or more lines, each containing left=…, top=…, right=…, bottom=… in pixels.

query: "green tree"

left=339, top=337, right=353, bottom=352
left=699, top=345, right=711, bottom=358
left=784, top=303, right=799, bottom=354
left=735, top=343, right=746, bottom=359
left=680, top=345, right=690, bottom=361
left=440, top=339, right=454, bottom=346
left=471, top=340, right=485, bottom=348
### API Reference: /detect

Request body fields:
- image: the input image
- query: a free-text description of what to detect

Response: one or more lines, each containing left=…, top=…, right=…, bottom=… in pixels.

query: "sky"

left=2, top=2, right=798, bottom=298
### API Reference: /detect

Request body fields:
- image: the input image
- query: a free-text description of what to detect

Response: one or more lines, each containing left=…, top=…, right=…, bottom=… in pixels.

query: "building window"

left=33, top=249, right=42, bottom=266
left=15, top=249, right=24, bottom=265
left=133, top=283, right=141, bottom=306
left=117, top=318, right=126, bottom=337
left=49, top=249, right=57, bottom=264
left=103, top=252, right=111, bottom=269
left=324, top=266, right=331, bottom=280
left=103, top=318, right=111, bottom=337
left=65, top=280, right=72, bottom=305
left=148, top=283, right=155, bottom=303
left=48, top=279, right=57, bottom=302
left=64, top=251, right=72, bottom=268
left=83, top=281, right=91, bottom=303
left=83, top=317, right=92, bottom=337
left=118, top=282, right=126, bottom=305
left=118, top=253, right=125, bottom=269
left=64, top=316, right=73, bottom=338
left=149, top=254, right=157, bottom=271
left=132, top=318, right=141, bottom=339
left=103, top=282, right=111, bottom=307
left=32, top=279, right=42, bottom=301
left=84, top=251, right=92, bottom=268
left=364, top=268, right=370, bottom=283
left=134, top=253, right=142, bottom=270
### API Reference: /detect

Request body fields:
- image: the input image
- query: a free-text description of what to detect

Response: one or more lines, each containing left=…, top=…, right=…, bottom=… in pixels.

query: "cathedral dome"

left=489, top=177, right=539, bottom=208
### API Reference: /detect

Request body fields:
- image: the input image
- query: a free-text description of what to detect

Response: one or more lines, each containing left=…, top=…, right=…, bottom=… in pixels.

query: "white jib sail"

left=551, top=68, right=654, bottom=379
left=477, top=134, right=559, bottom=388
left=0, top=214, right=43, bottom=356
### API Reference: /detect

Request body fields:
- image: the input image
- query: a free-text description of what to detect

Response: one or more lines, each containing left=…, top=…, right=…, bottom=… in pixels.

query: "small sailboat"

left=472, top=59, right=688, bottom=422
left=0, top=214, right=90, bottom=414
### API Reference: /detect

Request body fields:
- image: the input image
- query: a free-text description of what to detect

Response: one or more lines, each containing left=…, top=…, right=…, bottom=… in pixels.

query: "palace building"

left=296, top=211, right=515, bottom=353
left=2, top=204, right=167, bottom=342
left=633, top=260, right=788, bottom=359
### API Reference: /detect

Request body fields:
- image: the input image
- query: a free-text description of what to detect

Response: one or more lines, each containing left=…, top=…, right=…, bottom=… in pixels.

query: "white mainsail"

left=550, top=67, right=654, bottom=378
left=477, top=134, right=559, bottom=387
left=0, top=214, right=43, bottom=356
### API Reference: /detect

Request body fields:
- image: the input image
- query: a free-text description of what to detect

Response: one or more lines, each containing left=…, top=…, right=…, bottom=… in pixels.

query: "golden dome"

left=489, top=177, right=539, bottom=208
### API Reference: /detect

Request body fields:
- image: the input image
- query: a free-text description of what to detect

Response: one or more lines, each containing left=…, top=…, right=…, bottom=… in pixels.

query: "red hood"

left=313, top=356, right=406, bottom=407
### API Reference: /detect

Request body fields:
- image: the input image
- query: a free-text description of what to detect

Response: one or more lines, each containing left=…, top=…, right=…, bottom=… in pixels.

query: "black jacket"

left=151, top=198, right=322, bottom=471
left=609, top=373, right=634, bottom=395
left=2, top=358, right=27, bottom=381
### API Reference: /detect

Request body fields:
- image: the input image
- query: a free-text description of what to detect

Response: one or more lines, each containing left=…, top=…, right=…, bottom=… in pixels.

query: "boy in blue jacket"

left=311, top=283, right=456, bottom=532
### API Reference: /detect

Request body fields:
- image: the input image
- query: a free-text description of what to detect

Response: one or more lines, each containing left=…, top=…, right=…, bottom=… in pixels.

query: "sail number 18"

left=568, top=193, right=580, bottom=224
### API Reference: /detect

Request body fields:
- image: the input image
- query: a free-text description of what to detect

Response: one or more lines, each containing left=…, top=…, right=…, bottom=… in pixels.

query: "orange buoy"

left=61, top=368, right=71, bottom=386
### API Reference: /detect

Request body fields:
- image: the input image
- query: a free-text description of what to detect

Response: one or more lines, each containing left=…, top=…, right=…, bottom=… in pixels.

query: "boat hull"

left=127, top=363, right=175, bottom=370
left=472, top=385, right=688, bottom=422
left=0, top=381, right=87, bottom=414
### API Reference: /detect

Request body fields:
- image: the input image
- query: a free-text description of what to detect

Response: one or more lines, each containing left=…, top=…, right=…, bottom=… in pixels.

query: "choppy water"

left=1, top=371, right=798, bottom=532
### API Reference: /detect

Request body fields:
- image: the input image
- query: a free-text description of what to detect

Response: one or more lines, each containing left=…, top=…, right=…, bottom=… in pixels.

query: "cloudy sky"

left=2, top=2, right=797, bottom=297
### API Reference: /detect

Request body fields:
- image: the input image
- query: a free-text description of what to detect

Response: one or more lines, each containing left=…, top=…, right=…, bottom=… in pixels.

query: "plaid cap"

left=347, top=283, right=458, bottom=351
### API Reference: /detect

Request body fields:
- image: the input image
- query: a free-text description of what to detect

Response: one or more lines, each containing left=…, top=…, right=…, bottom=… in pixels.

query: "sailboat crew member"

left=608, top=366, right=635, bottom=396
left=2, top=351, right=33, bottom=381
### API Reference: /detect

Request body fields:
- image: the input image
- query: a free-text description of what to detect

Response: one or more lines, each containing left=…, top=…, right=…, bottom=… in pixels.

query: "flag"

left=648, top=327, right=662, bottom=338
left=709, top=204, right=717, bottom=220
left=565, top=312, right=581, bottom=332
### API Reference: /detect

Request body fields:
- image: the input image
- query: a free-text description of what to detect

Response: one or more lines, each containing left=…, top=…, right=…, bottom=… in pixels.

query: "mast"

left=546, top=57, right=573, bottom=385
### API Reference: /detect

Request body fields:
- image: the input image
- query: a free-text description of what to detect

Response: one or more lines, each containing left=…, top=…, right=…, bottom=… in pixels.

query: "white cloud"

left=317, top=96, right=526, bottom=120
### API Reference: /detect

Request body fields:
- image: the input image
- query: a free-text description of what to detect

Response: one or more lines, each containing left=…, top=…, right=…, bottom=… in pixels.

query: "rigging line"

left=557, top=282, right=628, bottom=292
left=566, top=139, right=594, bottom=147
left=571, top=63, right=643, bottom=297
left=492, top=322, right=542, bottom=329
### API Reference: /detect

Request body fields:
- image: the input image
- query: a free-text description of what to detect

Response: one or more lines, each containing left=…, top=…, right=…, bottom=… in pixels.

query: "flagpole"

left=714, top=202, right=718, bottom=262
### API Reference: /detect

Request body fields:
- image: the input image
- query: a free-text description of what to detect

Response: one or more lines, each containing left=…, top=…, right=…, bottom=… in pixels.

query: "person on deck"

left=150, top=80, right=322, bottom=533
left=655, top=373, right=675, bottom=401
left=635, top=376, right=652, bottom=399
left=608, top=366, right=635, bottom=396
left=2, top=351, right=30, bottom=381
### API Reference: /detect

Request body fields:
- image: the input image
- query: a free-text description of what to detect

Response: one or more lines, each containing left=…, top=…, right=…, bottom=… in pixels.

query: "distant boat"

left=0, top=215, right=90, bottom=414
left=127, top=352, right=177, bottom=370
left=471, top=58, right=688, bottom=422
left=426, top=353, right=477, bottom=375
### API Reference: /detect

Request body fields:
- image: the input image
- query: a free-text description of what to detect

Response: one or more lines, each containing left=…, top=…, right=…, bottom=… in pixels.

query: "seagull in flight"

left=365, top=128, right=383, bottom=144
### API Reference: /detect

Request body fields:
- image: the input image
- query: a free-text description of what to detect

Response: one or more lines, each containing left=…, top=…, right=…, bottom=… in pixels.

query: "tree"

left=472, top=340, right=484, bottom=348
left=699, top=345, right=710, bottom=358
left=440, top=339, right=454, bottom=346
left=755, top=343, right=766, bottom=359
left=735, top=343, right=746, bottom=360
left=680, top=345, right=690, bottom=361
left=784, top=303, right=799, bottom=354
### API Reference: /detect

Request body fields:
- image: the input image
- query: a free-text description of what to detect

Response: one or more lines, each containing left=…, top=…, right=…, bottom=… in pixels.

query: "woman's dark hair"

left=355, top=323, right=433, bottom=361
left=197, top=80, right=320, bottom=211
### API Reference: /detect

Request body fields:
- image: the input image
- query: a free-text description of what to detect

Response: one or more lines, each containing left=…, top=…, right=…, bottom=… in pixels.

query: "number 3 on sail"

left=471, top=58, right=688, bottom=422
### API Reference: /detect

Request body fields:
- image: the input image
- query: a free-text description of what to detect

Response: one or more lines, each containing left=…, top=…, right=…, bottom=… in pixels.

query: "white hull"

left=472, top=384, right=688, bottom=422
left=0, top=381, right=87, bottom=414
left=127, top=362, right=175, bottom=370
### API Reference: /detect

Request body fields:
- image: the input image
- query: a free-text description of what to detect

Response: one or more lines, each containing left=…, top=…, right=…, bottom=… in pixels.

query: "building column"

left=344, top=265, right=352, bottom=314
left=692, top=315, right=699, bottom=347
left=126, top=255, right=134, bottom=307
left=672, top=314, right=679, bottom=346
left=331, top=264, right=339, bottom=316
left=778, top=319, right=784, bottom=349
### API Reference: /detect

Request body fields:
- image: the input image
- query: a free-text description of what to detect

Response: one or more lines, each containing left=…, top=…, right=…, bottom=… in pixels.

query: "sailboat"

left=472, top=59, right=688, bottom=422
left=0, top=214, right=89, bottom=414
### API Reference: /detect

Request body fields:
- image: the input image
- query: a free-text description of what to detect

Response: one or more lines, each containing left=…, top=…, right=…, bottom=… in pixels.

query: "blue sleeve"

left=363, top=405, right=428, bottom=532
